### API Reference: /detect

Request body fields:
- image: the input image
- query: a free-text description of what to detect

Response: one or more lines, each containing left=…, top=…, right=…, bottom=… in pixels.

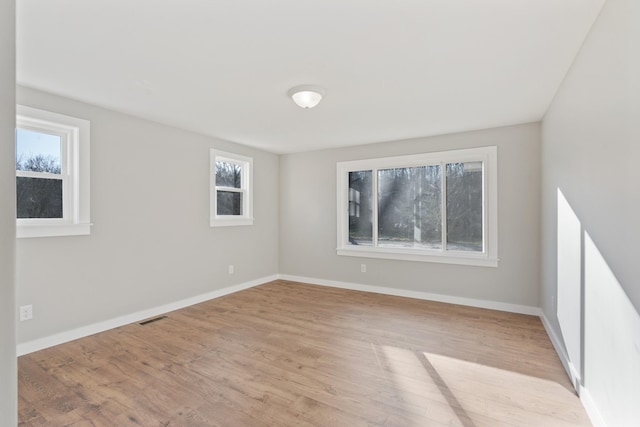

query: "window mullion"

left=372, top=168, right=379, bottom=248
left=337, top=146, right=496, bottom=266
left=441, top=161, right=447, bottom=252
left=482, top=160, right=487, bottom=253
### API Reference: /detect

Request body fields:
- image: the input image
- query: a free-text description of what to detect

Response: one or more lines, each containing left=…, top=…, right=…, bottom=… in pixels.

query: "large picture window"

left=337, top=146, right=497, bottom=266
left=210, top=150, right=253, bottom=227
left=16, top=106, right=91, bottom=238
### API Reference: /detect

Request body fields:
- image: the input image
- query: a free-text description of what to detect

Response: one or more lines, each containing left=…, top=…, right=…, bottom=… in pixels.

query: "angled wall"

left=541, top=0, right=640, bottom=424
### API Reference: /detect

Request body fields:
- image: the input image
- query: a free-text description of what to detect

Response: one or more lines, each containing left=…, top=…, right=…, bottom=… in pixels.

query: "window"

left=210, top=150, right=253, bottom=227
left=16, top=106, right=90, bottom=238
left=337, top=146, right=498, bottom=267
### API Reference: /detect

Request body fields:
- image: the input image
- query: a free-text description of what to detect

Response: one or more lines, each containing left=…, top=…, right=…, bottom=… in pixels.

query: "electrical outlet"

left=361, top=263, right=367, bottom=273
left=228, top=265, right=234, bottom=274
left=19, top=305, right=33, bottom=321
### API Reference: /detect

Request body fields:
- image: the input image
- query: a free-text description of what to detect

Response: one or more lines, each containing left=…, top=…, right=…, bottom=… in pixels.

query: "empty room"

left=1, top=0, right=639, bottom=426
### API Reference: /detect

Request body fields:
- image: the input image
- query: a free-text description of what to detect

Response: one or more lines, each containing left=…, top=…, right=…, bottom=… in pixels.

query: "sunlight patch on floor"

left=378, top=345, right=591, bottom=427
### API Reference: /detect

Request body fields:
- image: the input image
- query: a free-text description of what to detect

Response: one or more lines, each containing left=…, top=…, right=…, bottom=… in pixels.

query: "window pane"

left=446, top=161, right=483, bottom=252
left=217, top=191, right=242, bottom=215
left=348, top=171, right=372, bottom=246
left=215, top=161, right=242, bottom=188
left=16, top=128, right=61, bottom=174
left=17, top=177, right=63, bottom=218
left=378, top=166, right=441, bottom=249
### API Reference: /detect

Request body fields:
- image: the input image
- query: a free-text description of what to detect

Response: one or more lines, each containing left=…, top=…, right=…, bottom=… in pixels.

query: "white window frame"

left=210, top=149, right=253, bottom=227
left=336, top=146, right=498, bottom=267
left=16, top=105, right=91, bottom=238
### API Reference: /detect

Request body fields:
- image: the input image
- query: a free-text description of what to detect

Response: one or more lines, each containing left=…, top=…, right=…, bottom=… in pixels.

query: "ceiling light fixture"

left=287, top=85, right=325, bottom=109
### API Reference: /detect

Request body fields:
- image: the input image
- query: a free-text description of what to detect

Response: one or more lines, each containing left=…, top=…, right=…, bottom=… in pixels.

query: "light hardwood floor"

left=18, top=280, right=591, bottom=426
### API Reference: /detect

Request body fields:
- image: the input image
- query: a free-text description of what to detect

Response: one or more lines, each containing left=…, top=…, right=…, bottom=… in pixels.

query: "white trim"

left=278, top=274, right=540, bottom=316
left=540, top=312, right=580, bottom=390
left=539, top=312, right=610, bottom=427
left=17, top=272, right=604, bottom=427
left=337, top=247, right=499, bottom=267
left=336, top=146, right=498, bottom=267
left=580, top=387, right=608, bottom=427
left=16, top=274, right=541, bottom=355
left=17, top=222, right=91, bottom=239
left=210, top=149, right=254, bottom=227
left=16, top=105, right=90, bottom=238
left=16, top=275, right=278, bottom=356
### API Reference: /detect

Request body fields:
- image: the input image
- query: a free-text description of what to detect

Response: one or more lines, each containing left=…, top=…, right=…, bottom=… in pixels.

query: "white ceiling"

left=17, top=0, right=605, bottom=154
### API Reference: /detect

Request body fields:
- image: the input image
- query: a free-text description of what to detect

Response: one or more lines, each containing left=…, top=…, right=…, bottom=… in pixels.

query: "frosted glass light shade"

left=288, top=85, right=325, bottom=109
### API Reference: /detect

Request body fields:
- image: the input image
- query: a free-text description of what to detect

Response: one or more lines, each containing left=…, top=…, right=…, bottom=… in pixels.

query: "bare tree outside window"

left=215, top=161, right=243, bottom=215
left=446, top=162, right=483, bottom=251
left=16, top=128, right=64, bottom=219
left=348, top=170, right=372, bottom=245
left=378, top=166, right=441, bottom=249
left=210, top=150, right=253, bottom=227
left=337, top=147, right=497, bottom=266
left=15, top=106, right=91, bottom=238
left=16, top=153, right=61, bottom=174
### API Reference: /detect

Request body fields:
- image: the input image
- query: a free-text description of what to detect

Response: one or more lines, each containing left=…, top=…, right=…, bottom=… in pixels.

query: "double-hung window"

left=16, top=106, right=91, bottom=238
left=210, top=150, right=253, bottom=227
left=337, top=146, right=498, bottom=267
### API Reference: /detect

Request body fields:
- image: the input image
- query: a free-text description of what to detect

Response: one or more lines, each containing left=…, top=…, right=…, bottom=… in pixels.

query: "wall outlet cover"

left=19, top=305, right=33, bottom=321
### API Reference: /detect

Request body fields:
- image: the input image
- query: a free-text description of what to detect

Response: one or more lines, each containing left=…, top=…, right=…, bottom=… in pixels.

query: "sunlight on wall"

left=557, top=188, right=583, bottom=386
left=378, top=345, right=588, bottom=426
left=553, top=188, right=640, bottom=426
left=584, top=232, right=640, bottom=426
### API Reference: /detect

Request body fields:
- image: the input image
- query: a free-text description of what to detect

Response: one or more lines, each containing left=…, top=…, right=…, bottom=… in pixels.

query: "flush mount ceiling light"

left=287, top=85, right=325, bottom=109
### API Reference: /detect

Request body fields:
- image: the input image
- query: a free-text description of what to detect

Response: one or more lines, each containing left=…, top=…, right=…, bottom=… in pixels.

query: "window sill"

left=17, top=222, right=91, bottom=239
left=210, top=217, right=254, bottom=227
left=337, top=247, right=498, bottom=267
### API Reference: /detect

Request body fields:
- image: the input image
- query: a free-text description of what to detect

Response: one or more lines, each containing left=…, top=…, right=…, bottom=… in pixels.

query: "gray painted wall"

left=541, top=0, right=640, bottom=424
left=280, top=123, right=541, bottom=308
left=0, top=0, right=16, bottom=424
left=542, top=0, right=640, bottom=326
left=16, top=87, right=279, bottom=344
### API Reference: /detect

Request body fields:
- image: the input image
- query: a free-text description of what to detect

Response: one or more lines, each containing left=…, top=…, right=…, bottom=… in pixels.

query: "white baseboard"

left=284, top=275, right=612, bottom=426
left=17, top=274, right=539, bottom=356
left=539, top=312, right=580, bottom=390
left=580, top=387, right=607, bottom=427
left=539, top=312, right=610, bottom=427
left=17, top=273, right=607, bottom=427
left=278, top=274, right=541, bottom=316
left=17, top=275, right=278, bottom=356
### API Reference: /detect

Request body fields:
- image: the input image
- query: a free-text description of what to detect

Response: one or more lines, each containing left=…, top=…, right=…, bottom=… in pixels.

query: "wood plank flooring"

left=18, top=280, right=591, bottom=426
